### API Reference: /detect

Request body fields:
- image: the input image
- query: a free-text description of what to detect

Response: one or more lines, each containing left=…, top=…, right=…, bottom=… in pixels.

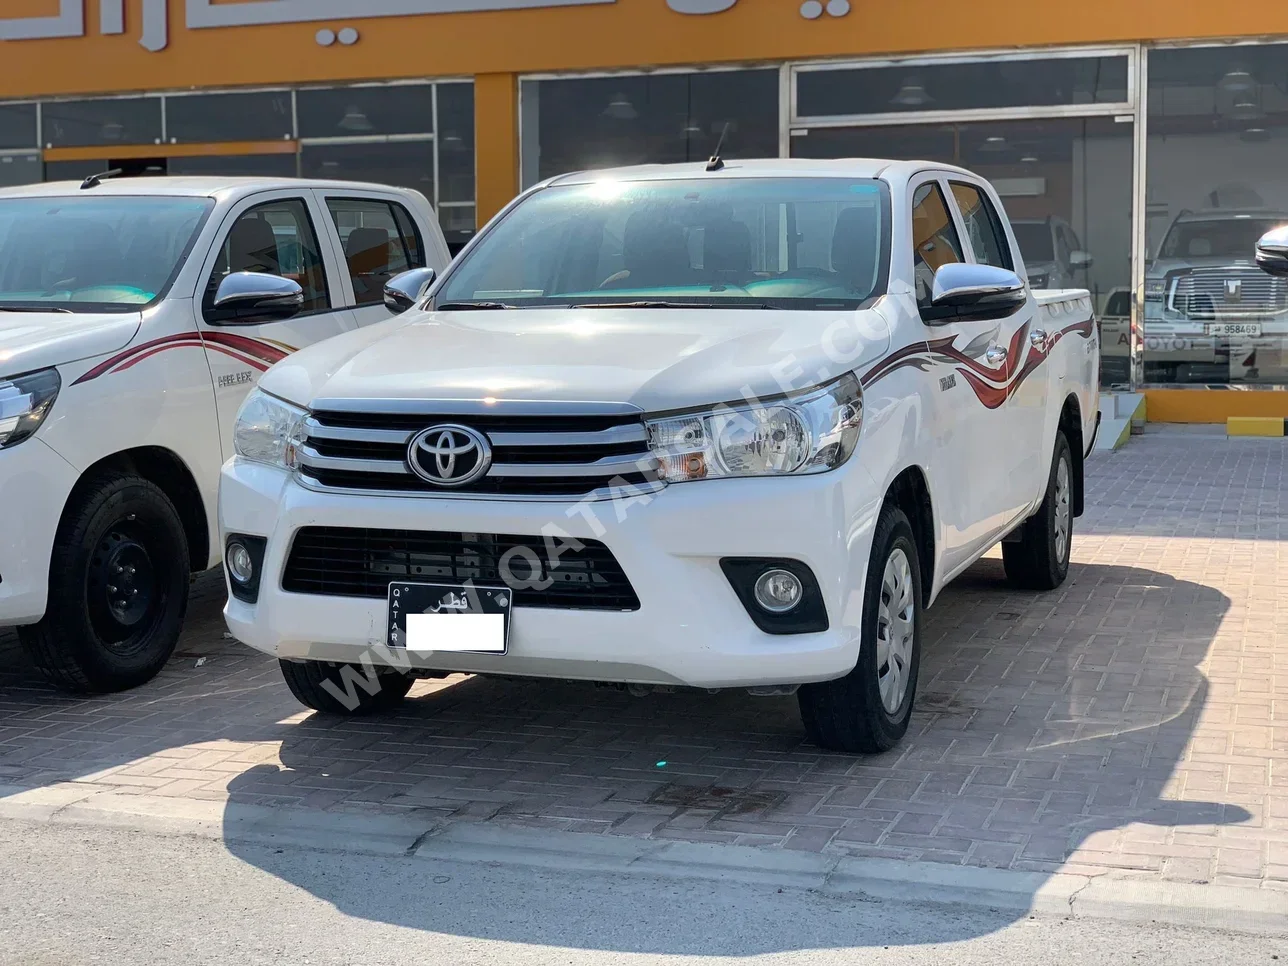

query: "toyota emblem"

left=407, top=424, right=492, bottom=487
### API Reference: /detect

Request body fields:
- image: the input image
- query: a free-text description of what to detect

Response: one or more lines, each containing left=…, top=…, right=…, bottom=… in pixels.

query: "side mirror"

left=922, top=263, right=1027, bottom=324
left=209, top=272, right=303, bottom=325
left=383, top=267, right=437, bottom=313
left=1070, top=250, right=1094, bottom=269
left=1255, top=226, right=1288, bottom=277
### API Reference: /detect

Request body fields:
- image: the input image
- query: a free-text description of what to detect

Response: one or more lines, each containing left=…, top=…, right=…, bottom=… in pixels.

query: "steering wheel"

left=597, top=270, right=631, bottom=289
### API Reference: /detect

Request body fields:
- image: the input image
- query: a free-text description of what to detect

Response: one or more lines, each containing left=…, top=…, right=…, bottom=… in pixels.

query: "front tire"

left=279, top=659, right=414, bottom=715
left=1002, top=431, right=1073, bottom=591
left=18, top=473, right=190, bottom=693
left=797, top=504, right=922, bottom=754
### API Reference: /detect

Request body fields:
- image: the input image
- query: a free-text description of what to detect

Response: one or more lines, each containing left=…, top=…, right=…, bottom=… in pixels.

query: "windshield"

left=435, top=177, right=891, bottom=310
left=0, top=195, right=214, bottom=313
left=1159, top=217, right=1287, bottom=260
left=1011, top=222, right=1054, bottom=263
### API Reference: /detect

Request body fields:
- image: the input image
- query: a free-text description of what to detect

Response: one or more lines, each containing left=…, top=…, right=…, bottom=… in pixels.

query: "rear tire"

left=1002, top=431, right=1073, bottom=591
left=18, top=473, right=189, bottom=694
left=797, top=503, right=922, bottom=754
left=279, top=659, right=414, bottom=715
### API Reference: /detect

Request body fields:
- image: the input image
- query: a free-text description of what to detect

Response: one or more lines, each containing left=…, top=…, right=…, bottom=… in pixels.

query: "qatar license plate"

left=1205, top=322, right=1262, bottom=337
left=386, top=582, right=511, bottom=654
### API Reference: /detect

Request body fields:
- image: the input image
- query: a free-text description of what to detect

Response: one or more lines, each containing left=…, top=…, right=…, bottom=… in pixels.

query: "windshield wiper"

left=434, top=301, right=518, bottom=310
left=571, top=299, right=775, bottom=309
left=0, top=305, right=74, bottom=314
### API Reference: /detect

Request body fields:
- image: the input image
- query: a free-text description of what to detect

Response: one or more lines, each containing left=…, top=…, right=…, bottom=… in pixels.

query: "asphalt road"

left=0, top=818, right=1279, bottom=966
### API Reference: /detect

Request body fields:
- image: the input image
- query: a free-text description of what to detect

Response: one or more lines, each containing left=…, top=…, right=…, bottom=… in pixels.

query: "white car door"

left=194, top=188, right=357, bottom=454
left=316, top=191, right=439, bottom=328
left=948, top=179, right=1048, bottom=526
left=911, top=175, right=1016, bottom=576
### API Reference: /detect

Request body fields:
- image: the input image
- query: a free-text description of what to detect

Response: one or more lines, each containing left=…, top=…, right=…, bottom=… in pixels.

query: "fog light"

left=227, top=542, right=255, bottom=584
left=753, top=569, right=803, bottom=613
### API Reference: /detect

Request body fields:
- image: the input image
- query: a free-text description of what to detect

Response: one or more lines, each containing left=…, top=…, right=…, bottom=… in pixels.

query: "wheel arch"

left=66, top=447, right=209, bottom=572
left=1058, top=394, right=1085, bottom=517
left=883, top=465, right=935, bottom=608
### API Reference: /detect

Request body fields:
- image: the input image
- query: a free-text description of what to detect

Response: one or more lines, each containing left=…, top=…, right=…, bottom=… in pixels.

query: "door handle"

left=1030, top=328, right=1049, bottom=348
left=985, top=346, right=1008, bottom=366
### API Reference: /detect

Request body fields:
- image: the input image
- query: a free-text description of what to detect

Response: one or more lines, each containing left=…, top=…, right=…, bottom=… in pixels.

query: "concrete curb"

left=2, top=783, right=1283, bottom=936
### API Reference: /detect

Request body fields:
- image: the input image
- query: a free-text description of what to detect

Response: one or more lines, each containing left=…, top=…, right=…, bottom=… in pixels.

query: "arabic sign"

left=0, top=0, right=747, bottom=53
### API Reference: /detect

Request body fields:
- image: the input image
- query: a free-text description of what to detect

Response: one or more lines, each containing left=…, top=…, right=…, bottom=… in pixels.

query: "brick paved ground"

left=1, top=427, right=1286, bottom=890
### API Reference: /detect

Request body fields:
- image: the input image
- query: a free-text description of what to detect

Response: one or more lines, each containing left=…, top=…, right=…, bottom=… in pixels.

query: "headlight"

left=1144, top=278, right=1167, bottom=302
left=646, top=373, right=863, bottom=483
left=1028, top=272, right=1049, bottom=288
left=0, top=368, right=60, bottom=450
left=233, top=389, right=307, bottom=468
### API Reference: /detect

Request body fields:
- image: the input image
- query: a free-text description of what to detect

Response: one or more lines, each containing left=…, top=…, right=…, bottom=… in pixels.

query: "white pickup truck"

left=220, top=159, right=1100, bottom=753
left=0, top=175, right=448, bottom=693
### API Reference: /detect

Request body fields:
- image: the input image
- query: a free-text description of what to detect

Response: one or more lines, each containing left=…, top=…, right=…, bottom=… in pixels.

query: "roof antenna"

left=80, top=168, right=123, bottom=190
left=705, top=122, right=730, bottom=172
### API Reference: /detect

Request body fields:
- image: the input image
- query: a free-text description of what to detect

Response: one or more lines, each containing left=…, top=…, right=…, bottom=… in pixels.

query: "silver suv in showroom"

left=1144, top=208, right=1288, bottom=382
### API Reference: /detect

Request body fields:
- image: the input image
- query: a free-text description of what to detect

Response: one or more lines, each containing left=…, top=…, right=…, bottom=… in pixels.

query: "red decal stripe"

left=202, top=331, right=290, bottom=365
left=958, top=368, right=1009, bottom=409
left=72, top=333, right=201, bottom=385
left=73, top=332, right=293, bottom=384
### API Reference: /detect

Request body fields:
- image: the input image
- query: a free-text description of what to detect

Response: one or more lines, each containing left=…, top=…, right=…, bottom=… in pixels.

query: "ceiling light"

left=603, top=93, right=638, bottom=120
left=100, top=120, right=125, bottom=141
left=1021, top=153, right=1039, bottom=164
left=1218, top=65, right=1256, bottom=94
left=890, top=76, right=932, bottom=108
left=1241, top=126, right=1269, bottom=142
left=1231, top=97, right=1262, bottom=122
left=337, top=105, right=373, bottom=132
left=980, top=135, right=1008, bottom=152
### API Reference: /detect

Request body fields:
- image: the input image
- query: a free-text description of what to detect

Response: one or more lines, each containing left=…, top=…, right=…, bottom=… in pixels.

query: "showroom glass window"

left=0, top=102, right=40, bottom=188
left=1145, top=43, right=1288, bottom=386
left=792, top=52, right=1133, bottom=389
left=518, top=70, right=779, bottom=188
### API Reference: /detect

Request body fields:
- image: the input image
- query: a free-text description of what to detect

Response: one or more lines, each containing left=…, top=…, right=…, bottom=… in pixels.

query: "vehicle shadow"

left=213, top=558, right=1247, bottom=952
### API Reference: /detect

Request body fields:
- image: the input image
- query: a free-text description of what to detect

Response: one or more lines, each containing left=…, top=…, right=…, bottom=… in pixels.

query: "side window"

left=207, top=198, right=329, bottom=315
left=326, top=198, right=427, bottom=306
left=950, top=182, right=1013, bottom=270
left=910, top=182, right=964, bottom=305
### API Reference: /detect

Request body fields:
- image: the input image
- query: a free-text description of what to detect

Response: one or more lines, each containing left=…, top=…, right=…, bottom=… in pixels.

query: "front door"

left=948, top=179, right=1048, bottom=525
left=195, top=190, right=356, bottom=454
left=911, top=177, right=1016, bottom=575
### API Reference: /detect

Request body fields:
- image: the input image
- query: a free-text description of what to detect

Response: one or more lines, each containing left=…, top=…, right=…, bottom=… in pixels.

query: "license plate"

left=1205, top=323, right=1262, bottom=337
left=387, top=582, right=511, bottom=654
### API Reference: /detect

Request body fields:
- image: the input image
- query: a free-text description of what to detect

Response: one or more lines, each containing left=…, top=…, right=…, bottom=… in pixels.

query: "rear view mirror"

left=922, top=263, right=1027, bottom=324
left=384, top=267, right=437, bottom=313
left=1255, top=226, right=1288, bottom=277
left=1070, top=250, right=1094, bottom=269
left=209, top=272, right=303, bottom=325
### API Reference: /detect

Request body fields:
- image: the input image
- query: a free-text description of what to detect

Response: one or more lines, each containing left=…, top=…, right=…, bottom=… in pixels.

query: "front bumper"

left=219, top=458, right=882, bottom=689
left=0, top=439, right=78, bottom=625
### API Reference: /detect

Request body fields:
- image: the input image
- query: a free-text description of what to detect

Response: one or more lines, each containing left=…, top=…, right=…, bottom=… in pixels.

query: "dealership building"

left=3, top=1, right=1288, bottom=418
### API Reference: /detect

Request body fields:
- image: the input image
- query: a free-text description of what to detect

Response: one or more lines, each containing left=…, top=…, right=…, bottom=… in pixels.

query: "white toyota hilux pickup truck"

left=220, top=159, right=1100, bottom=753
left=0, top=175, right=448, bottom=693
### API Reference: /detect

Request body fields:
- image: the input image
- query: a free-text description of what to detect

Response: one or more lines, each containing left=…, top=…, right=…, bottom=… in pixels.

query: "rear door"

left=318, top=192, right=442, bottom=327
left=195, top=189, right=355, bottom=454
left=950, top=179, right=1048, bottom=524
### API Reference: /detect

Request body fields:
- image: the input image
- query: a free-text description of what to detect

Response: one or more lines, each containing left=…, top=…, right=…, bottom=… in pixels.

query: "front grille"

left=1169, top=268, right=1288, bottom=319
left=296, top=410, right=660, bottom=499
left=282, top=526, right=641, bottom=611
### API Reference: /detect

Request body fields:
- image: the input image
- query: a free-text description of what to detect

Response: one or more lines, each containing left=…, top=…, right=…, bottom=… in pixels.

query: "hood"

left=0, top=311, right=142, bottom=379
left=1148, top=255, right=1259, bottom=275
left=261, top=305, right=893, bottom=413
